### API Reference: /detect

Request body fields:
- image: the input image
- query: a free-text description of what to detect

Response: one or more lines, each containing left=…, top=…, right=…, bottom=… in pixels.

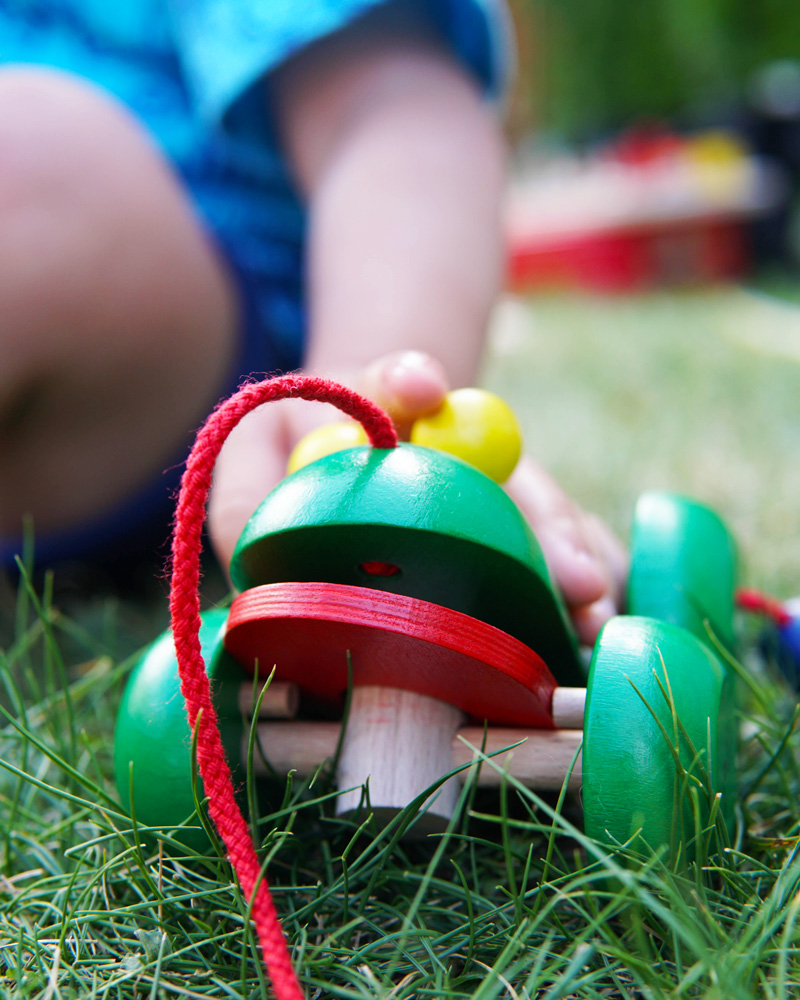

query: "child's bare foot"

left=208, top=350, right=626, bottom=644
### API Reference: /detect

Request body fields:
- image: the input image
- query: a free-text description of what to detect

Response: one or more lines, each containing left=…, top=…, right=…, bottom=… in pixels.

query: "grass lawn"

left=485, top=286, right=800, bottom=597
left=1, top=284, right=800, bottom=998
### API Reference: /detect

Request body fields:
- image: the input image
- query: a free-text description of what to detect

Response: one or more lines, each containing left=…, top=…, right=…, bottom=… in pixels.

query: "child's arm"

left=207, top=5, right=625, bottom=642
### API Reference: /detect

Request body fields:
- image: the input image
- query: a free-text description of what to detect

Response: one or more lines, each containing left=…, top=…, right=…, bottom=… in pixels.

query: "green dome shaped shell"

left=231, top=444, right=583, bottom=685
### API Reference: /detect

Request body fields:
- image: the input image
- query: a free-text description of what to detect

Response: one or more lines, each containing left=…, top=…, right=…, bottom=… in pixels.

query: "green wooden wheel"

left=114, top=607, right=248, bottom=851
left=231, top=443, right=583, bottom=685
left=582, top=615, right=736, bottom=857
left=628, top=491, right=737, bottom=652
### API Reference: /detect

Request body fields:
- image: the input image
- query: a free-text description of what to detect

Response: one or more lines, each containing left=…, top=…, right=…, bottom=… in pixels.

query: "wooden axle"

left=240, top=684, right=586, bottom=826
left=246, top=718, right=583, bottom=789
left=239, top=681, right=585, bottom=728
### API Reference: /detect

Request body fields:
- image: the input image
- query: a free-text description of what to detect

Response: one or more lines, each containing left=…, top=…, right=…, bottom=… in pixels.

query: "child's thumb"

left=358, top=351, right=449, bottom=436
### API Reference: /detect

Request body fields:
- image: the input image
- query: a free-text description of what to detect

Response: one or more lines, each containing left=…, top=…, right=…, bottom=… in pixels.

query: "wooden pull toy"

left=116, top=382, right=738, bottom=861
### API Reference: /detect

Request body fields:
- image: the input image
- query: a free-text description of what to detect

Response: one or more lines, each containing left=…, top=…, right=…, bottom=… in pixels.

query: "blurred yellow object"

left=685, top=131, right=747, bottom=167
left=685, top=131, right=749, bottom=203
left=287, top=421, right=368, bottom=474
left=410, top=388, right=522, bottom=484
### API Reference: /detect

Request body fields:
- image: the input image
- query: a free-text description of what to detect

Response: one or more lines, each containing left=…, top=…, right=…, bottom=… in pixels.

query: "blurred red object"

left=508, top=216, right=749, bottom=292
left=507, top=129, right=784, bottom=292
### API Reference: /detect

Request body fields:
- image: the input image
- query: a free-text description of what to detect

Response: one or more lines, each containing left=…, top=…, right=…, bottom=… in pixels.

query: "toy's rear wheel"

left=114, top=607, right=247, bottom=851
left=628, top=491, right=737, bottom=653
left=582, top=615, right=736, bottom=857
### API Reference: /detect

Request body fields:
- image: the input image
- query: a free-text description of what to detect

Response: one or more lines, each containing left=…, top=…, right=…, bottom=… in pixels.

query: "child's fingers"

left=357, top=351, right=449, bottom=437
left=207, top=401, right=294, bottom=572
left=505, top=457, right=627, bottom=642
left=568, top=516, right=628, bottom=645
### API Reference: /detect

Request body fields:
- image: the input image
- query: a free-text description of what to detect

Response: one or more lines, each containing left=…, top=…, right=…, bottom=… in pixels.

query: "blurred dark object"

left=741, top=61, right=800, bottom=266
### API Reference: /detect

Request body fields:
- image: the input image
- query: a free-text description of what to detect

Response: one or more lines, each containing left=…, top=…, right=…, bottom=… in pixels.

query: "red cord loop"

left=736, top=587, right=791, bottom=627
left=168, top=375, right=397, bottom=1000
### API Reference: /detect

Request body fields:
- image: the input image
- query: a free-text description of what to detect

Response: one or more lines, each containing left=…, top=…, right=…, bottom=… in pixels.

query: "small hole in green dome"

left=359, top=561, right=401, bottom=578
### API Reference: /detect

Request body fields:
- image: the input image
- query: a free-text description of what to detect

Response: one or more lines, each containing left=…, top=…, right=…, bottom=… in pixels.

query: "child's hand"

left=207, top=351, right=448, bottom=569
left=505, top=458, right=627, bottom=645
left=208, top=350, right=626, bottom=645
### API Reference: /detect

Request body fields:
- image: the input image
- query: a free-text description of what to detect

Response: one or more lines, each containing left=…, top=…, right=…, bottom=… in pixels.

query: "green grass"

left=484, top=286, right=800, bottom=596
left=2, top=565, right=800, bottom=999
left=2, top=285, right=800, bottom=998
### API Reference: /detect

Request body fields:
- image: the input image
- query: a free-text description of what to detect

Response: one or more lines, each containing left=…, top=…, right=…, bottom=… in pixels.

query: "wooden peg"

left=335, top=687, right=466, bottom=831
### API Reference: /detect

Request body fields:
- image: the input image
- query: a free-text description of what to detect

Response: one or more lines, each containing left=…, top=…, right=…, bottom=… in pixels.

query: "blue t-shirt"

left=0, top=0, right=512, bottom=567
left=0, top=0, right=512, bottom=372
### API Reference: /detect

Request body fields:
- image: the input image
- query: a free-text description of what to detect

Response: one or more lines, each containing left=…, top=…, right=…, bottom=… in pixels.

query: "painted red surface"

left=225, top=582, right=558, bottom=728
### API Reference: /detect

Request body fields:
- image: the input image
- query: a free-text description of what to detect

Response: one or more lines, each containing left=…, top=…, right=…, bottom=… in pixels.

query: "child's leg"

left=0, top=68, right=238, bottom=540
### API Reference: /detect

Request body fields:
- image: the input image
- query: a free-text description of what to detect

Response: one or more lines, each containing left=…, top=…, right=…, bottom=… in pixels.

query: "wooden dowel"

left=453, top=728, right=582, bottom=789
left=248, top=721, right=341, bottom=774
left=238, top=681, right=299, bottom=719
left=237, top=683, right=585, bottom=727
left=247, top=721, right=582, bottom=789
left=551, top=687, right=586, bottom=730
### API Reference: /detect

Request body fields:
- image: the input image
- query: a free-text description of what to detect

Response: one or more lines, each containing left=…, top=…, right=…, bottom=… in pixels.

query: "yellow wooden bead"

left=410, top=388, right=522, bottom=483
left=286, top=422, right=368, bottom=475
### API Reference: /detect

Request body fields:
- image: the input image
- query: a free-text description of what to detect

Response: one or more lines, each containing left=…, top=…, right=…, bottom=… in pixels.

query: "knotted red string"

left=169, top=374, right=397, bottom=1000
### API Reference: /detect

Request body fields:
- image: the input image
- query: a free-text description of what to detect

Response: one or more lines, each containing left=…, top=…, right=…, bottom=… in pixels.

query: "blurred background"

left=486, top=0, right=800, bottom=598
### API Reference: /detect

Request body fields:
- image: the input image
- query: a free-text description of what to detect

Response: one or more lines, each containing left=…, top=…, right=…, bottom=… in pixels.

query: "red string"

left=169, top=374, right=397, bottom=1000
left=736, top=587, right=791, bottom=627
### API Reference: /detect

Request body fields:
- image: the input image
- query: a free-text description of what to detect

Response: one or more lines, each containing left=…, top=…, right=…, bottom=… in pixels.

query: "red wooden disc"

left=224, top=582, right=557, bottom=727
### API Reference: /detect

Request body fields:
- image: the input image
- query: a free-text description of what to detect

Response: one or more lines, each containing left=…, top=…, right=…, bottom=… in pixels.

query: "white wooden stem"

left=335, top=687, right=466, bottom=832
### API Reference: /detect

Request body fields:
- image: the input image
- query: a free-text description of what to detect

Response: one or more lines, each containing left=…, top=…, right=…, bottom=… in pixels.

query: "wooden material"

left=248, top=720, right=582, bottom=790
left=229, top=444, right=583, bottom=686
left=115, top=484, right=739, bottom=856
left=336, top=687, right=466, bottom=830
left=551, top=686, right=586, bottom=729
left=224, top=583, right=559, bottom=728
left=238, top=680, right=299, bottom=719
left=453, top=728, right=582, bottom=789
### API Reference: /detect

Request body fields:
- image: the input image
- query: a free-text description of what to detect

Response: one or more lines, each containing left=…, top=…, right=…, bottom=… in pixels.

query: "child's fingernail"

left=390, top=350, right=431, bottom=373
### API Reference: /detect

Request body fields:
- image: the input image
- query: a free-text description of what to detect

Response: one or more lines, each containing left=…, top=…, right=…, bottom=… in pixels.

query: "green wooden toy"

left=231, top=443, right=582, bottom=683
left=115, top=445, right=738, bottom=853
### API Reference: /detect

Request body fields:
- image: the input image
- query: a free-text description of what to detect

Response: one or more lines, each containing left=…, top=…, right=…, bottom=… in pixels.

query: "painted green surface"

left=628, top=490, right=737, bottom=651
left=231, top=443, right=583, bottom=685
left=114, top=607, right=248, bottom=851
left=582, top=615, right=736, bottom=856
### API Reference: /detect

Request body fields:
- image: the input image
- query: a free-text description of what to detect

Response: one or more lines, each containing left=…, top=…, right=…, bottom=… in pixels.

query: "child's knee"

left=0, top=66, right=235, bottom=373
left=0, top=68, right=238, bottom=536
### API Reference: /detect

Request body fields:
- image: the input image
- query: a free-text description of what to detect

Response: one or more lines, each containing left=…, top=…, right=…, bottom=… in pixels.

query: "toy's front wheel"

left=581, top=615, right=736, bottom=858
